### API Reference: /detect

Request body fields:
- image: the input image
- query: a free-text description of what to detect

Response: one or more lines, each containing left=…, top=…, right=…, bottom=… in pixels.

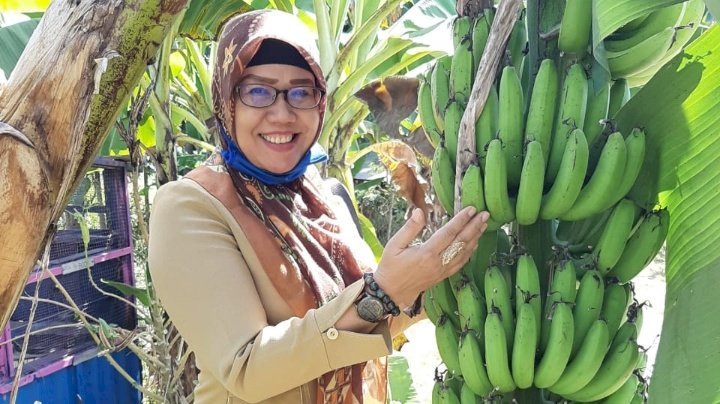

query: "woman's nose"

left=266, top=94, right=297, bottom=122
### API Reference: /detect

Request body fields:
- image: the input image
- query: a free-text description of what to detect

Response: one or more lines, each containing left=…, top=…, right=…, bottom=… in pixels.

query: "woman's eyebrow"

left=290, top=78, right=314, bottom=85
left=239, top=74, right=278, bottom=84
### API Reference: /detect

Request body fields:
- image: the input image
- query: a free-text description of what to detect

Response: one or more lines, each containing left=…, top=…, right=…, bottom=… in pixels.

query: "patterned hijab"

left=212, top=9, right=386, bottom=404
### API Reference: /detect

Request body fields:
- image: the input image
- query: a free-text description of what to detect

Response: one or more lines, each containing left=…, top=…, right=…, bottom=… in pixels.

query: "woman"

left=148, top=9, right=490, bottom=404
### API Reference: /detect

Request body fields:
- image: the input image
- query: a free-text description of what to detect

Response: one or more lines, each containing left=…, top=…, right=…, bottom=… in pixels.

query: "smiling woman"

left=147, top=8, right=490, bottom=404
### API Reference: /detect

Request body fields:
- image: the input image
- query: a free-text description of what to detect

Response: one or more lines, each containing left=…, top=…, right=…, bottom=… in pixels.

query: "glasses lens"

left=287, top=87, right=322, bottom=109
left=238, top=84, right=275, bottom=107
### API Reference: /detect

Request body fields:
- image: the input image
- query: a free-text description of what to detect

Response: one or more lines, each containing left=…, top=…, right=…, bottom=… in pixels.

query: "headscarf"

left=211, top=9, right=386, bottom=404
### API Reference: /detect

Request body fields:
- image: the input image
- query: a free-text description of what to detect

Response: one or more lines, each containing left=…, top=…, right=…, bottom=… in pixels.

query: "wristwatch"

left=355, top=292, right=389, bottom=323
left=354, top=273, right=400, bottom=323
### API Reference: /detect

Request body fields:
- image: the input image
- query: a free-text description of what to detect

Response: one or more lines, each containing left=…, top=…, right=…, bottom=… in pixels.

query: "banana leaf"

left=705, top=0, right=720, bottom=19
left=614, top=25, right=720, bottom=404
left=0, top=18, right=37, bottom=75
left=178, top=0, right=253, bottom=40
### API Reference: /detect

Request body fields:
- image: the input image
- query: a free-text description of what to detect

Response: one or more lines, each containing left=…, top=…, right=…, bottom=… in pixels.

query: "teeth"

left=261, top=134, right=294, bottom=144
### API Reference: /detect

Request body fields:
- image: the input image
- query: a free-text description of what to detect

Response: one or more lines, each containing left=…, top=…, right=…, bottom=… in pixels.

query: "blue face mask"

left=219, top=125, right=328, bottom=185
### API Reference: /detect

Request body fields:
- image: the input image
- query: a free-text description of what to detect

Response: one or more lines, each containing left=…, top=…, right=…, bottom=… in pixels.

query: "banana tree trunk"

left=0, top=0, right=189, bottom=331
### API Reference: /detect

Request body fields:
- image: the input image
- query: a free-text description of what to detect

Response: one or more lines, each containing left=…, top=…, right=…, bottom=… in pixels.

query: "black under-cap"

left=246, top=38, right=312, bottom=72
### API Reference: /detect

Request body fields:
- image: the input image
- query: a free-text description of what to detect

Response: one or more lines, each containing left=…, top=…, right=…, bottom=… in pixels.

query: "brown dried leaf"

left=371, top=140, right=432, bottom=218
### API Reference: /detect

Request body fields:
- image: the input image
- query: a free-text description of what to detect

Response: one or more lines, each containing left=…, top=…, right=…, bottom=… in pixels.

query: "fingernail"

left=466, top=206, right=477, bottom=217
left=480, top=211, right=490, bottom=221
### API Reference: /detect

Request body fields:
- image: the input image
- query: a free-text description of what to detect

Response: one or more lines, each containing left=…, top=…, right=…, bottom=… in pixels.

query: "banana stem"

left=515, top=220, right=555, bottom=300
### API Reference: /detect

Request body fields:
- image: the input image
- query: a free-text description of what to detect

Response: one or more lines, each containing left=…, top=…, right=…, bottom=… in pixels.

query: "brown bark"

left=0, top=0, right=188, bottom=331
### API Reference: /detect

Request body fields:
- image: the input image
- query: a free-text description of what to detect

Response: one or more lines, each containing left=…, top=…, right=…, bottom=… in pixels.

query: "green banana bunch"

left=564, top=327, right=640, bottom=401
left=450, top=40, right=474, bottom=106
left=484, top=138, right=516, bottom=225
left=431, top=278, right=460, bottom=329
left=436, top=314, right=463, bottom=376
left=458, top=330, right=494, bottom=397
left=594, top=199, right=638, bottom=273
left=498, top=66, right=525, bottom=189
left=511, top=301, right=538, bottom=389
left=444, top=100, right=463, bottom=164
left=456, top=275, right=486, bottom=333
left=604, top=2, right=685, bottom=52
left=484, top=310, right=517, bottom=393
left=548, top=319, right=610, bottom=396
left=432, top=143, right=456, bottom=216
left=484, top=265, right=515, bottom=349
left=524, top=58, right=559, bottom=163
left=539, top=128, right=589, bottom=220
left=459, top=381, right=480, bottom=404
left=608, top=208, right=669, bottom=283
left=461, top=162, right=486, bottom=213
left=560, top=131, right=628, bottom=221
left=431, top=56, right=453, bottom=131
left=438, top=381, right=461, bottom=404
left=423, top=286, right=443, bottom=326
left=452, top=15, right=473, bottom=49
left=571, top=270, right=605, bottom=356
left=507, top=11, right=527, bottom=80
left=515, top=253, right=542, bottom=344
left=558, top=0, right=592, bottom=55
left=515, top=140, right=545, bottom=225
left=606, top=128, right=646, bottom=208
left=583, top=78, right=611, bottom=149
left=546, top=63, right=588, bottom=186
left=606, top=27, right=676, bottom=79
left=534, top=302, right=574, bottom=388
left=418, top=74, right=442, bottom=148
left=466, top=230, right=499, bottom=289
left=603, top=373, right=642, bottom=404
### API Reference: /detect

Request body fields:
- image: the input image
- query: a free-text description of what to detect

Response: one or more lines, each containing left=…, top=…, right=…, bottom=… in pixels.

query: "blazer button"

left=326, top=327, right=339, bottom=340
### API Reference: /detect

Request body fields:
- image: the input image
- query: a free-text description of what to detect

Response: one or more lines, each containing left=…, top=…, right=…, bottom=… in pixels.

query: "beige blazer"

left=148, top=172, right=417, bottom=403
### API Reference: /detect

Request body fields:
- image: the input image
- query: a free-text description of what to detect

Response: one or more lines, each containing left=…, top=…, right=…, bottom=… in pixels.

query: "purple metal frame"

left=0, top=157, right=137, bottom=391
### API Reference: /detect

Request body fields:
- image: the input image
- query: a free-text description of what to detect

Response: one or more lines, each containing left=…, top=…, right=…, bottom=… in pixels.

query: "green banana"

left=539, top=128, right=589, bottom=220
left=607, top=27, right=676, bottom=79
left=423, top=286, right=443, bottom=326
left=444, top=100, right=462, bottom=165
left=484, top=265, right=514, bottom=349
left=604, top=2, right=685, bottom=51
left=456, top=276, right=486, bottom=333
left=484, top=311, right=517, bottom=393
left=548, top=319, right=610, bottom=396
left=511, top=302, right=538, bottom=389
left=467, top=230, right=498, bottom=290
left=560, top=131, right=628, bottom=221
left=431, top=278, right=460, bottom=329
left=450, top=40, right=474, bottom=106
left=418, top=75, right=442, bottom=148
left=616, top=13, right=651, bottom=34
left=452, top=15, right=473, bottom=49
left=546, top=63, right=588, bottom=185
left=438, top=382, right=461, bottom=404
left=458, top=330, right=494, bottom=397
left=608, top=128, right=646, bottom=208
left=498, top=65, right=525, bottom=189
left=471, top=9, right=494, bottom=76
left=432, top=143, right=456, bottom=216
left=507, top=11, right=527, bottom=77
left=483, top=138, right=516, bottom=225
left=541, top=258, right=577, bottom=351
left=475, top=84, right=499, bottom=169
left=534, top=302, right=575, bottom=388
left=594, top=199, right=638, bottom=273
left=431, top=56, right=453, bottom=130
left=436, top=314, right=463, bottom=376
left=459, top=381, right=480, bottom=404
left=461, top=162, right=486, bottom=213
left=516, top=140, right=545, bottom=225
left=571, top=270, right=605, bottom=356
left=524, top=58, right=559, bottom=164
left=583, top=78, right=611, bottom=149
left=515, top=253, right=542, bottom=344
left=607, top=79, right=631, bottom=119
left=603, top=373, right=641, bottom=404
left=608, top=209, right=669, bottom=283
left=558, top=0, right=592, bottom=55
left=601, top=281, right=632, bottom=341
left=564, top=333, right=640, bottom=401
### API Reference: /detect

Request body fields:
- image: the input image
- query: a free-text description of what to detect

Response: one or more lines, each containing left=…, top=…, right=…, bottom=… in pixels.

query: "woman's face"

left=233, top=63, right=321, bottom=174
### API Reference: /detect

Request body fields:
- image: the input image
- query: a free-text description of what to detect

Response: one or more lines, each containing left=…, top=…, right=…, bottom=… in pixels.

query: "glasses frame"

left=233, top=83, right=325, bottom=110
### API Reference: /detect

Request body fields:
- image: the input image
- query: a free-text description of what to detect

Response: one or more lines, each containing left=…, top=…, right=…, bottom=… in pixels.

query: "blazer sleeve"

left=148, top=180, right=393, bottom=403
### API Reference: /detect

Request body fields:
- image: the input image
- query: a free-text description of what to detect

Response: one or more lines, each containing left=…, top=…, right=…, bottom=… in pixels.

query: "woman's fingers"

left=384, top=208, right=426, bottom=254
left=425, top=207, right=489, bottom=253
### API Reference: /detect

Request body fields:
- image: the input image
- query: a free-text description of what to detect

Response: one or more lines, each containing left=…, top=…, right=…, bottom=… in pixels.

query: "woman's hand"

left=373, top=206, right=490, bottom=310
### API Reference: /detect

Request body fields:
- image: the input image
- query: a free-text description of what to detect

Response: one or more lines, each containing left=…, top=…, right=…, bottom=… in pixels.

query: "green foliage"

left=0, top=18, right=37, bottom=75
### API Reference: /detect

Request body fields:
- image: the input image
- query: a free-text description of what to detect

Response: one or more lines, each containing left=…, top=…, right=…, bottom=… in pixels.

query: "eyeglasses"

left=234, top=83, right=324, bottom=109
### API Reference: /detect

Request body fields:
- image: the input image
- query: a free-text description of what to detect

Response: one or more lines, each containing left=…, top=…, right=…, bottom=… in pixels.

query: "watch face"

left=357, top=295, right=386, bottom=322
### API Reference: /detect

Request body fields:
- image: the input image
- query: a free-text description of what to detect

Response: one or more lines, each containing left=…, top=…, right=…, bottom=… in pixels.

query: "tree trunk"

left=0, top=0, right=189, bottom=331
